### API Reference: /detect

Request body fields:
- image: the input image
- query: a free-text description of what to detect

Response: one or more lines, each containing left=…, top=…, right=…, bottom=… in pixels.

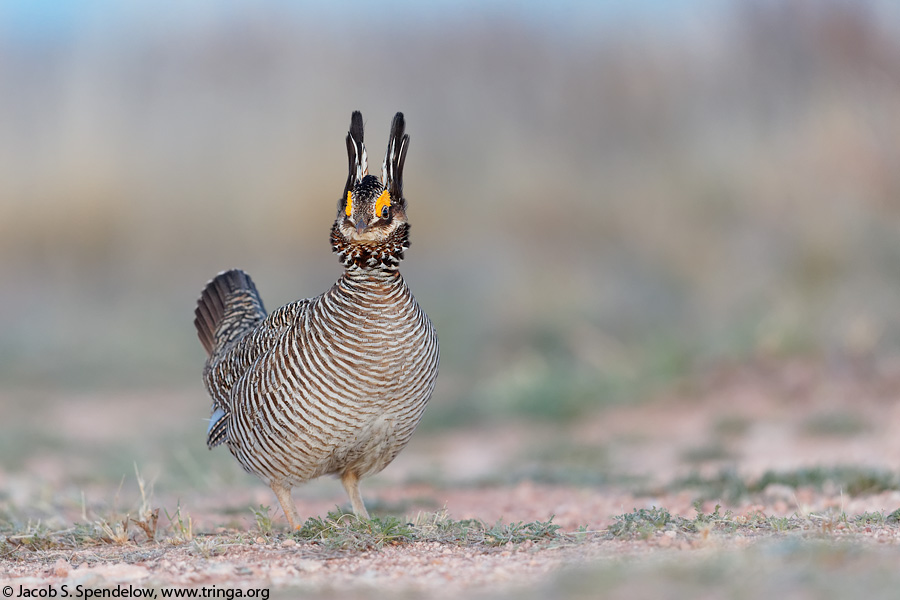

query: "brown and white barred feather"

left=199, top=269, right=438, bottom=482
left=195, top=270, right=306, bottom=449
left=194, top=111, right=438, bottom=526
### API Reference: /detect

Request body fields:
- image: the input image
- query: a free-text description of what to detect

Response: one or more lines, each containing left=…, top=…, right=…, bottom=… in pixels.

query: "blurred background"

left=2, top=0, right=900, bottom=504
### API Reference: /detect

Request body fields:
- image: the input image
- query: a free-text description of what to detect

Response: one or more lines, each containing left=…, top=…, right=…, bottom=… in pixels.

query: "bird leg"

left=270, top=481, right=302, bottom=530
left=341, top=470, right=370, bottom=519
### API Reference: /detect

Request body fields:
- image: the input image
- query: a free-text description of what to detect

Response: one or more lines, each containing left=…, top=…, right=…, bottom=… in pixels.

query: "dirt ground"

left=4, top=358, right=900, bottom=598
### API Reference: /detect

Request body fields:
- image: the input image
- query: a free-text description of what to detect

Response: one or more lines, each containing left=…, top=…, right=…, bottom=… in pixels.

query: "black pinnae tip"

left=349, top=111, right=364, bottom=141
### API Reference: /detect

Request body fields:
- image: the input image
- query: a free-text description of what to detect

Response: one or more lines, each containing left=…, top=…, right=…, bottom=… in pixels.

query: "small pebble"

left=53, top=558, right=70, bottom=577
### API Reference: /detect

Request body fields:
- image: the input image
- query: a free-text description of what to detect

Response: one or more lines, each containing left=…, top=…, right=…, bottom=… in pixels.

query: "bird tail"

left=194, top=269, right=267, bottom=357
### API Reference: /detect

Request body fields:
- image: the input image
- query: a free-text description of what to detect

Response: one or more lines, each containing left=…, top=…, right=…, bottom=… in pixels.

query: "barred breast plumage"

left=194, top=112, right=439, bottom=528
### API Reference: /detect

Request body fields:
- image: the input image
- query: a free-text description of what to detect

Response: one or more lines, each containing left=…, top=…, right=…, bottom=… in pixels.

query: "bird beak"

left=355, top=218, right=367, bottom=235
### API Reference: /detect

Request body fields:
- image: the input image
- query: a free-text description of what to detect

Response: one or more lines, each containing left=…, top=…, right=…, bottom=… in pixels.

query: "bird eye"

left=374, top=189, right=391, bottom=220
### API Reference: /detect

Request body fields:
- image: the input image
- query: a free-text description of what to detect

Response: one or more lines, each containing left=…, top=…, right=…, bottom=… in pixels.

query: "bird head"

left=331, top=112, right=411, bottom=270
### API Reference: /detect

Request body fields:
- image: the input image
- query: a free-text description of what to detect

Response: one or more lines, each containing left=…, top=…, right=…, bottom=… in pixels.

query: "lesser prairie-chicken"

left=194, top=112, right=439, bottom=528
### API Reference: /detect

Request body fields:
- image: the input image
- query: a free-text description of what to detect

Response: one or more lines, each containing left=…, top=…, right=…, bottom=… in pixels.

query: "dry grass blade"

left=97, top=517, right=130, bottom=545
left=131, top=508, right=159, bottom=542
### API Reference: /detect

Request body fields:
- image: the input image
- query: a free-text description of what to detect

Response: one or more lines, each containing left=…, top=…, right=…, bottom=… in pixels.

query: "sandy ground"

left=3, top=359, right=900, bottom=597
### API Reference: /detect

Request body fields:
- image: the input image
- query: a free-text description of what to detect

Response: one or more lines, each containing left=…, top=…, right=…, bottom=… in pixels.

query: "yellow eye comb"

left=375, top=189, right=391, bottom=217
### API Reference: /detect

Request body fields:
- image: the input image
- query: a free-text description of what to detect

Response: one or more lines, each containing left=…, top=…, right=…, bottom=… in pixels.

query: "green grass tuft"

left=251, top=504, right=274, bottom=536
left=291, top=509, right=563, bottom=550
left=605, top=503, right=853, bottom=540
left=607, top=507, right=688, bottom=539
left=294, top=510, right=416, bottom=551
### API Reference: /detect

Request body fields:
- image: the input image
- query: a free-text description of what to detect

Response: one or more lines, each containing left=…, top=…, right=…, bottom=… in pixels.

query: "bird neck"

left=331, top=268, right=408, bottom=310
left=340, top=266, right=404, bottom=288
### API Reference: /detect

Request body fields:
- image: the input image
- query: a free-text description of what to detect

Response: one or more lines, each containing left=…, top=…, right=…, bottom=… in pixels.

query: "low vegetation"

left=607, top=503, right=900, bottom=541
left=665, top=466, right=900, bottom=503
left=0, top=501, right=566, bottom=560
